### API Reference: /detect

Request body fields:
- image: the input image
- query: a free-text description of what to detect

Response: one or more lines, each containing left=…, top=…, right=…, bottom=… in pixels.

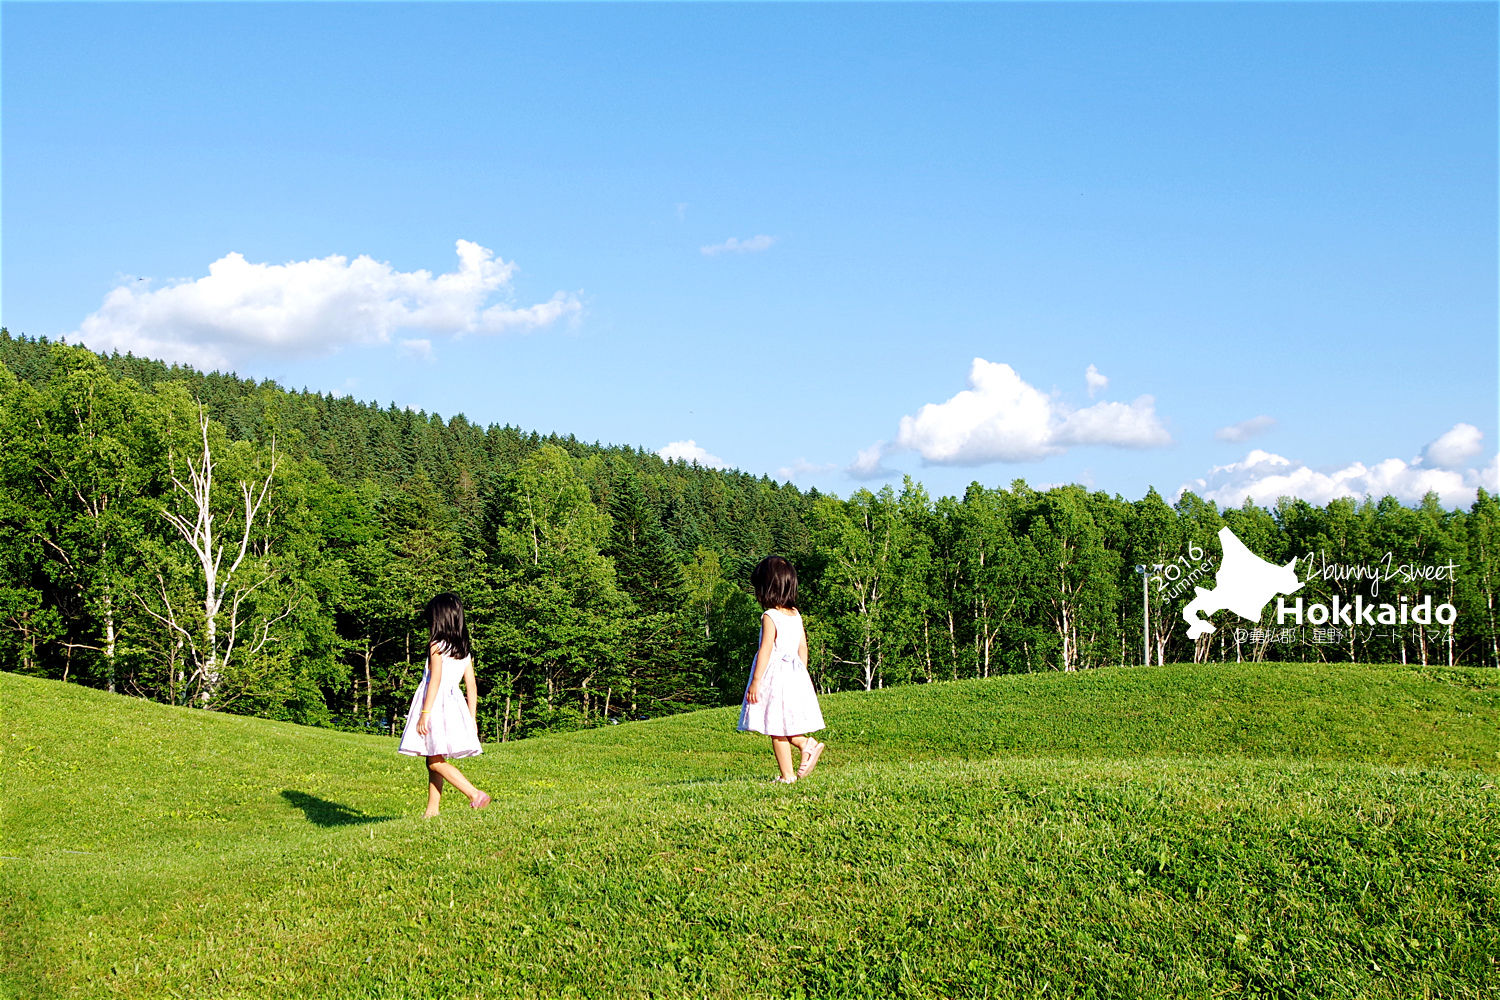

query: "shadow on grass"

left=281, top=790, right=398, bottom=827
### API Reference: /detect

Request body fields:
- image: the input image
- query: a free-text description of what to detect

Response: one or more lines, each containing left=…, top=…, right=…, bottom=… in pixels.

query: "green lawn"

left=3, top=662, right=1497, bottom=999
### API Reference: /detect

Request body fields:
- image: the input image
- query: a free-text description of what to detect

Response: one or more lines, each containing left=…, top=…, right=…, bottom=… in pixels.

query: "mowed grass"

left=2, top=662, right=1497, bottom=1000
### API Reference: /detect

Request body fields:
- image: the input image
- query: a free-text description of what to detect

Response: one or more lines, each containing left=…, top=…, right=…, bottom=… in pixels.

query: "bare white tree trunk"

left=1447, top=581, right=1455, bottom=667
left=140, top=407, right=285, bottom=707
left=922, top=619, right=933, bottom=683
left=364, top=646, right=375, bottom=718
left=947, top=610, right=959, bottom=680
left=1487, top=583, right=1498, bottom=669
left=1060, top=600, right=1073, bottom=672
left=101, top=580, right=117, bottom=694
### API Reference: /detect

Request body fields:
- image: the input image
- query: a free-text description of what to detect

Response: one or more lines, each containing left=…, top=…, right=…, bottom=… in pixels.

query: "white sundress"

left=738, top=607, right=825, bottom=737
left=398, top=649, right=482, bottom=759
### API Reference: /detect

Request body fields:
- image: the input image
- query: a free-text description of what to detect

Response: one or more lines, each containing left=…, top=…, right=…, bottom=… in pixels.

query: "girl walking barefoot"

left=398, top=593, right=490, bottom=817
left=739, top=556, right=827, bottom=783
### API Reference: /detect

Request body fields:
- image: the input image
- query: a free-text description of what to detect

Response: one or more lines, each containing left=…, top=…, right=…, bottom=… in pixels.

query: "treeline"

left=2, top=332, right=1496, bottom=737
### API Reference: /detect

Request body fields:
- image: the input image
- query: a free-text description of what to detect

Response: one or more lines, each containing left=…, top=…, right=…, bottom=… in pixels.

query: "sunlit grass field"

left=3, top=662, right=1497, bottom=999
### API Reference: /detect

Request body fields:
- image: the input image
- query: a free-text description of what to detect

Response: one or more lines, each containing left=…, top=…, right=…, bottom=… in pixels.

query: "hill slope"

left=3, top=663, right=1498, bottom=999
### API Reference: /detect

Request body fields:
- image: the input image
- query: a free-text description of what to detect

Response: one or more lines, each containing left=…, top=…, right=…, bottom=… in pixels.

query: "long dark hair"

left=425, top=592, right=472, bottom=660
left=751, top=555, right=798, bottom=611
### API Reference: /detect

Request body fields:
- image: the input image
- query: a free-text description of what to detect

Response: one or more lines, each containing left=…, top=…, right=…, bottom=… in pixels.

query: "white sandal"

left=770, top=775, right=798, bottom=784
left=797, top=740, right=825, bottom=779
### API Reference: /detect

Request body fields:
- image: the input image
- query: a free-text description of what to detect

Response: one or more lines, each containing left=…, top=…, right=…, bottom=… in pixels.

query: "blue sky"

left=4, top=2, right=1496, bottom=507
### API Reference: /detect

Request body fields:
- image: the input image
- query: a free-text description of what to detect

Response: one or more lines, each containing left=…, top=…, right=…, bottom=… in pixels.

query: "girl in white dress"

left=739, top=556, right=826, bottom=784
left=399, top=593, right=490, bottom=817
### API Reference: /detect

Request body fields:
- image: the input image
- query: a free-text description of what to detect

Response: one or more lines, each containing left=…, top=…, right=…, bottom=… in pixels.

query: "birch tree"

left=811, top=487, right=902, bottom=690
left=1464, top=489, right=1500, bottom=669
left=1019, top=486, right=1117, bottom=671
left=955, top=483, right=1023, bottom=677
left=1175, top=491, right=1225, bottom=663
left=891, top=478, right=939, bottom=683
left=1221, top=499, right=1284, bottom=663
left=1, top=352, right=161, bottom=692
left=928, top=494, right=968, bottom=680
left=489, top=445, right=625, bottom=716
left=1126, top=488, right=1180, bottom=666
left=682, top=547, right=723, bottom=640
left=141, top=403, right=290, bottom=707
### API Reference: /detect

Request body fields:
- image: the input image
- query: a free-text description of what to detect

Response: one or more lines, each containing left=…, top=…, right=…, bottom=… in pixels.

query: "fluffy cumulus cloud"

left=847, top=442, right=897, bottom=480
left=1184, top=424, right=1499, bottom=508
left=1421, top=423, right=1484, bottom=469
left=892, top=358, right=1170, bottom=465
left=1215, top=415, right=1276, bottom=443
left=657, top=439, right=727, bottom=470
left=71, top=240, right=581, bottom=369
left=700, top=235, right=775, bottom=257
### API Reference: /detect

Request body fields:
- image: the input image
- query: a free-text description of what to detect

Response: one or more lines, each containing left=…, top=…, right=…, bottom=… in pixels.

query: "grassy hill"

left=3, top=663, right=1497, bottom=999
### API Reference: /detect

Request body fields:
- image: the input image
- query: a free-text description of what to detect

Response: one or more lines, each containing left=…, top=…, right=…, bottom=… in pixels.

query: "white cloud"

left=476, top=291, right=581, bottom=335
left=1056, top=397, right=1171, bottom=448
left=1421, top=422, right=1483, bottom=469
left=657, top=439, right=727, bottom=470
left=700, top=235, right=775, bottom=257
left=1215, top=415, right=1276, bottom=443
left=897, top=360, right=1057, bottom=462
left=399, top=338, right=434, bottom=361
left=893, top=358, right=1171, bottom=465
left=847, top=442, right=897, bottom=480
left=777, top=458, right=839, bottom=481
left=72, top=240, right=581, bottom=370
left=1085, top=364, right=1108, bottom=398
left=1183, top=429, right=1497, bottom=508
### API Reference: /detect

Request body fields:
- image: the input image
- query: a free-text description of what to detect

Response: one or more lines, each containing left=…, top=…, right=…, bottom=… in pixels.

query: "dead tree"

left=139, top=407, right=289, bottom=707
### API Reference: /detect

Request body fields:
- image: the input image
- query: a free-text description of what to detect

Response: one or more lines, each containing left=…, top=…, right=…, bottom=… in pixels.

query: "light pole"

left=1133, top=563, right=1164, bottom=666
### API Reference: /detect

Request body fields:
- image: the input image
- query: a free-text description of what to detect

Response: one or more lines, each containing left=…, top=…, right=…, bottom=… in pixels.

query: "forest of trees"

left=3, top=330, right=1496, bottom=738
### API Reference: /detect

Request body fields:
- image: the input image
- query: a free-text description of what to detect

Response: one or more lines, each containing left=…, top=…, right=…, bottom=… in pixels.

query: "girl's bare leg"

left=424, top=763, right=445, bottom=818
left=428, top=757, right=483, bottom=803
left=771, top=736, right=796, bottom=780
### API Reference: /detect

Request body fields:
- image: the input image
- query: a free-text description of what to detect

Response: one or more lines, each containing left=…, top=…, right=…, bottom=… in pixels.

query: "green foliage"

left=0, top=349, right=168, bottom=693
left=606, top=470, right=685, bottom=612
left=485, top=445, right=628, bottom=722
left=1, top=330, right=1498, bottom=736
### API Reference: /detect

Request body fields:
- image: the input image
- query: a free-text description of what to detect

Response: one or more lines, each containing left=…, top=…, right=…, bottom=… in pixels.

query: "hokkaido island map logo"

left=1180, top=528, right=1458, bottom=640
